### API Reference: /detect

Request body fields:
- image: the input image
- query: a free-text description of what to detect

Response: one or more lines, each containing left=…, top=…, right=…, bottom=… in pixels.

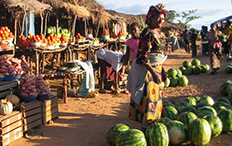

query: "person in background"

left=225, top=22, right=232, bottom=60
left=220, top=21, right=229, bottom=60
left=96, top=48, right=125, bottom=93
left=191, top=29, right=198, bottom=57
left=127, top=3, right=167, bottom=132
left=200, top=26, right=209, bottom=55
left=167, top=29, right=180, bottom=52
left=206, top=23, right=223, bottom=75
left=124, top=22, right=141, bottom=65
left=183, top=26, right=190, bottom=53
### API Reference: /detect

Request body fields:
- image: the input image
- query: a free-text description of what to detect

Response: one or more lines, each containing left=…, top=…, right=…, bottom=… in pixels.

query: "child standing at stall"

left=123, top=22, right=141, bottom=65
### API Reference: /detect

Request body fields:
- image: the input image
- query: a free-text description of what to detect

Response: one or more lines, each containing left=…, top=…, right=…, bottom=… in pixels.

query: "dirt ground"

left=9, top=47, right=232, bottom=146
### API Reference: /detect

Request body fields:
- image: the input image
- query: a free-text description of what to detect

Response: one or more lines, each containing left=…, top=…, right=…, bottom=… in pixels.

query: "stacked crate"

left=0, top=81, right=18, bottom=99
left=0, top=111, right=23, bottom=146
left=20, top=101, right=42, bottom=132
left=41, top=96, right=59, bottom=125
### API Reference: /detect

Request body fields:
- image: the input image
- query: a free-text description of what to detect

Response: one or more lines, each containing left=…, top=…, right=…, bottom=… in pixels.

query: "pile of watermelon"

left=220, top=80, right=232, bottom=100
left=107, top=95, right=232, bottom=146
left=179, top=59, right=210, bottom=75
left=164, top=68, right=189, bottom=87
left=225, top=63, right=232, bottom=74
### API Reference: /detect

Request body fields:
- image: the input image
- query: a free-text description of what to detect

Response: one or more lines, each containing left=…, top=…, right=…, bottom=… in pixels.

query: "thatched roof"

left=1, top=0, right=51, bottom=15
left=41, top=0, right=64, bottom=10
left=62, top=2, right=90, bottom=18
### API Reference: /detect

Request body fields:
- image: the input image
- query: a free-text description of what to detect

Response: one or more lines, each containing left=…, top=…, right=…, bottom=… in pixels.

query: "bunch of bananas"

left=92, top=38, right=99, bottom=43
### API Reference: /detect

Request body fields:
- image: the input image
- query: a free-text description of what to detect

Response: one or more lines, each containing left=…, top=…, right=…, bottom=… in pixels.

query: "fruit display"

left=165, top=68, right=188, bottom=87
left=118, top=31, right=127, bottom=40
left=181, top=59, right=210, bottom=75
left=89, top=90, right=99, bottom=98
left=102, top=29, right=110, bottom=40
left=91, top=38, right=99, bottom=46
left=219, top=80, right=232, bottom=100
left=47, top=26, right=70, bottom=39
left=17, top=35, right=30, bottom=49
left=35, top=75, right=50, bottom=95
left=76, top=33, right=85, bottom=40
left=0, top=55, right=16, bottom=76
left=60, top=34, right=68, bottom=47
left=225, top=63, right=232, bottom=74
left=19, top=74, right=38, bottom=97
left=10, top=58, right=23, bottom=75
left=0, top=26, right=14, bottom=43
left=20, top=55, right=30, bottom=73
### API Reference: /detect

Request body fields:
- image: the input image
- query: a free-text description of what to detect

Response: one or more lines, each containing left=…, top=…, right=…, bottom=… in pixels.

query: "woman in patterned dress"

left=206, top=23, right=223, bottom=75
left=127, top=4, right=168, bottom=131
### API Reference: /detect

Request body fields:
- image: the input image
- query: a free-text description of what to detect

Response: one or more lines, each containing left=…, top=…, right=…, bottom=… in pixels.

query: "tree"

left=166, top=9, right=201, bottom=28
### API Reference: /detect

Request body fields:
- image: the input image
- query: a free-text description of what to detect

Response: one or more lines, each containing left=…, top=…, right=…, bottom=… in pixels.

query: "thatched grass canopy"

left=1, top=0, right=51, bottom=16
left=62, top=2, right=90, bottom=18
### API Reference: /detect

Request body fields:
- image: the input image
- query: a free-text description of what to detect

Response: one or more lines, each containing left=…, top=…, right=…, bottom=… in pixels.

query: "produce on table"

left=145, top=123, right=169, bottom=146
left=19, top=74, right=38, bottom=97
left=6, top=91, right=20, bottom=105
left=36, top=75, right=50, bottom=95
left=20, top=55, right=30, bottom=73
left=0, top=55, right=16, bottom=76
left=17, top=35, right=29, bottom=49
left=10, top=58, right=23, bottom=75
left=0, top=99, right=13, bottom=115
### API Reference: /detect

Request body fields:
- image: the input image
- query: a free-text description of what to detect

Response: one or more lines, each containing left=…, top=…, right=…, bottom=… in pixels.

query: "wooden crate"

left=0, top=81, right=18, bottom=99
left=20, top=101, right=42, bottom=132
left=0, top=111, right=23, bottom=146
left=42, top=96, right=59, bottom=125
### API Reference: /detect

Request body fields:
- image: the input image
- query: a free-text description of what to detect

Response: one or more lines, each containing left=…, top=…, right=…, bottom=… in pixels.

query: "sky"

left=96, top=0, right=232, bottom=30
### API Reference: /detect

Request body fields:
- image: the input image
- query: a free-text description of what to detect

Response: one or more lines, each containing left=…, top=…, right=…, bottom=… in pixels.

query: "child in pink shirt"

left=124, top=22, right=140, bottom=65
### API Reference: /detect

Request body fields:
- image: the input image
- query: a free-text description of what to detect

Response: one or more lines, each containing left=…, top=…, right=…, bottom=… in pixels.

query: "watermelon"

left=162, top=106, right=178, bottom=120
left=193, top=66, right=201, bottom=75
left=181, top=105, right=197, bottom=114
left=183, top=97, right=196, bottom=106
left=183, top=61, right=192, bottom=68
left=204, top=64, right=210, bottom=71
left=195, top=102, right=210, bottom=109
left=220, top=80, right=232, bottom=96
left=204, top=115, right=222, bottom=137
left=216, top=97, right=231, bottom=107
left=178, top=75, right=188, bottom=86
left=177, top=112, right=197, bottom=129
left=167, top=68, right=177, bottom=77
left=179, top=66, right=186, bottom=73
left=169, top=77, right=178, bottom=87
left=175, top=101, right=189, bottom=113
left=198, top=95, right=214, bottom=106
left=200, top=65, right=207, bottom=73
left=192, top=59, right=201, bottom=66
left=197, top=106, right=217, bottom=118
left=106, top=123, right=130, bottom=146
left=163, top=100, right=174, bottom=108
left=227, top=83, right=232, bottom=99
left=115, top=129, right=147, bottom=146
left=217, top=109, right=232, bottom=132
left=156, top=117, right=172, bottom=125
left=164, top=78, right=170, bottom=87
left=212, top=101, right=230, bottom=113
left=183, top=67, right=192, bottom=75
left=176, top=68, right=182, bottom=77
left=145, top=123, right=169, bottom=146
left=166, top=120, right=187, bottom=145
left=225, top=66, right=232, bottom=74
left=188, top=118, right=211, bottom=146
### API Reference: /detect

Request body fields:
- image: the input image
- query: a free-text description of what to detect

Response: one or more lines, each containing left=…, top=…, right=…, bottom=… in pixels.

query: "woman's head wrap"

left=145, top=3, right=167, bottom=25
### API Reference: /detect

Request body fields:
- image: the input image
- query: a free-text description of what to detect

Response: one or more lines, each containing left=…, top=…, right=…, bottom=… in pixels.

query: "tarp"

left=24, top=12, right=35, bottom=38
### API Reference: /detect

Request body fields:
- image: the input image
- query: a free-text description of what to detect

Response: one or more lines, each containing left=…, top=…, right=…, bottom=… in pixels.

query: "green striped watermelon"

left=192, top=59, right=201, bottom=66
left=162, top=106, right=178, bottom=120
left=177, top=112, right=197, bottom=129
left=204, top=115, right=222, bottom=137
left=181, top=105, right=197, bottom=114
left=217, top=109, right=232, bottom=132
left=188, top=118, right=211, bottom=146
left=163, top=100, right=174, bottom=108
left=213, top=101, right=231, bottom=113
left=167, top=68, right=177, bottom=77
left=169, top=77, right=179, bottom=87
left=106, top=123, right=130, bottom=146
left=145, top=123, right=169, bottom=146
left=178, top=75, right=188, bottom=86
left=164, top=78, right=170, bottom=87
left=115, top=129, right=147, bottom=146
left=175, top=101, right=189, bottom=113
left=183, top=60, right=192, bottom=68
left=197, top=106, right=217, bottom=118
left=183, top=97, right=196, bottom=106
left=220, top=80, right=232, bottom=96
left=195, top=102, right=210, bottom=110
left=198, top=95, right=214, bottom=106
left=156, top=117, right=172, bottom=125
left=216, top=97, right=231, bottom=107
left=166, top=120, right=187, bottom=145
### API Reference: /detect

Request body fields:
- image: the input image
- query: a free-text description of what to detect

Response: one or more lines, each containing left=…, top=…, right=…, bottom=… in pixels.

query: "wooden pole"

left=95, top=21, right=100, bottom=38
left=71, top=15, right=77, bottom=39
left=21, top=10, right=26, bottom=36
left=14, top=18, right=18, bottom=45
left=44, top=12, right=49, bottom=36
left=40, top=13, right=44, bottom=34
left=56, top=9, right=59, bottom=36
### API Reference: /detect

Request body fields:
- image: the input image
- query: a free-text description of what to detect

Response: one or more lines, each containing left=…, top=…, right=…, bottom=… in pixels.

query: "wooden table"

left=33, top=46, right=69, bottom=75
